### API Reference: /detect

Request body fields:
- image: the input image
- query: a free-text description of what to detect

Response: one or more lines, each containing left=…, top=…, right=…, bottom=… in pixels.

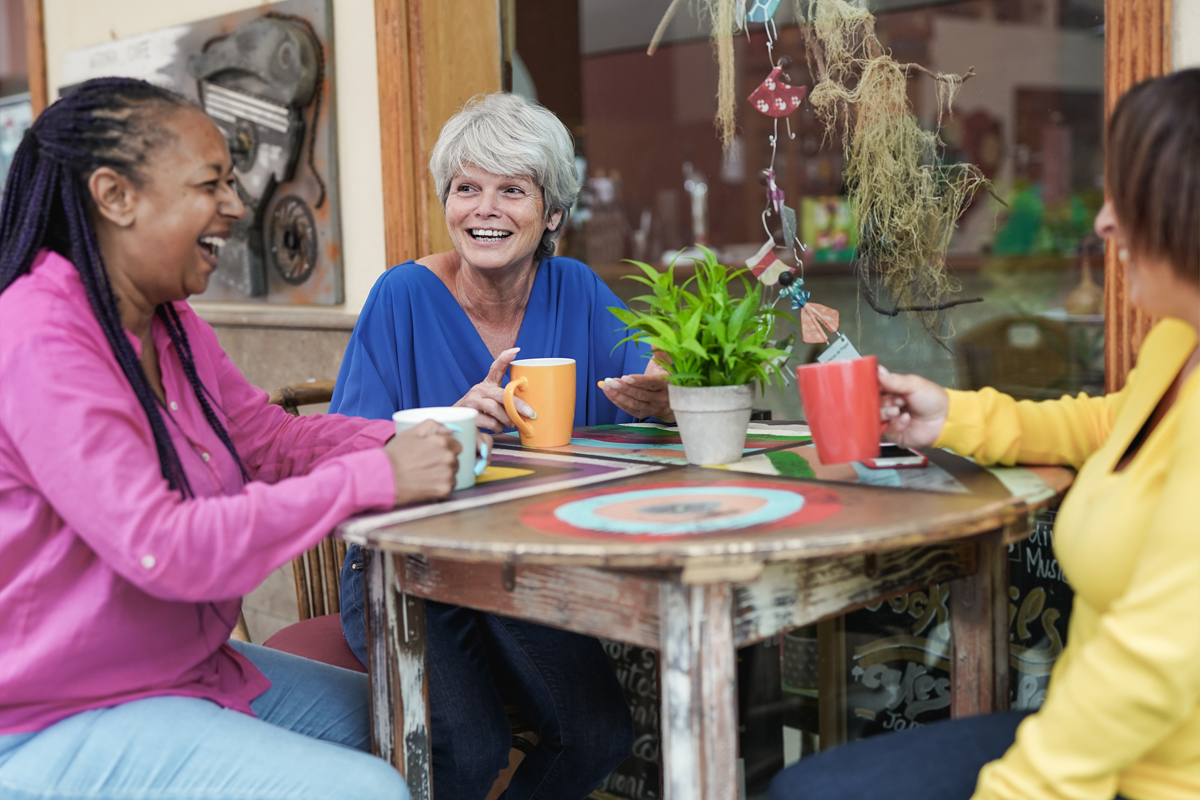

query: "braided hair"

left=0, top=77, right=249, bottom=498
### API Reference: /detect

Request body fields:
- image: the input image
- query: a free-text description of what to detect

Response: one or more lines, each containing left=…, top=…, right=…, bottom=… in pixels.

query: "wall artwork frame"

left=59, top=0, right=342, bottom=305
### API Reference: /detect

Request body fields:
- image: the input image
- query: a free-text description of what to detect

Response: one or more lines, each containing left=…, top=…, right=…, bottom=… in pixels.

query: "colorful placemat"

left=339, top=450, right=662, bottom=543
left=520, top=480, right=843, bottom=541
left=494, top=422, right=812, bottom=466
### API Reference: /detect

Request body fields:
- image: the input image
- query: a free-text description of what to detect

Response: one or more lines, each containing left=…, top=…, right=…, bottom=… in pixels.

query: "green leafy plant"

left=609, top=246, right=791, bottom=388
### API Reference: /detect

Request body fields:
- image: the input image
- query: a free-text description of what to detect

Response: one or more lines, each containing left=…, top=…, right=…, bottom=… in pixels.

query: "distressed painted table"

left=339, top=430, right=1071, bottom=800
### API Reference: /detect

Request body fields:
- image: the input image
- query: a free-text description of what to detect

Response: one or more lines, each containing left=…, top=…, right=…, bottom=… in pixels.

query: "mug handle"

left=503, top=377, right=535, bottom=438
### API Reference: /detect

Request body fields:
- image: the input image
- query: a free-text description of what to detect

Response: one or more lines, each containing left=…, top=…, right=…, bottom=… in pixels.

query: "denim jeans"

left=342, top=543, right=634, bottom=799
left=0, top=640, right=408, bottom=800
left=769, top=710, right=1131, bottom=800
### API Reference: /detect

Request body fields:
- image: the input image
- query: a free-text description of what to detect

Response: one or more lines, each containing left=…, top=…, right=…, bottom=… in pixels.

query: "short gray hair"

left=429, top=93, right=579, bottom=262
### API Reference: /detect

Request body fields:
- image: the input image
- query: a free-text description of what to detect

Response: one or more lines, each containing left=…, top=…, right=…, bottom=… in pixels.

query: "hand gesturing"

left=455, top=347, right=536, bottom=433
left=599, top=354, right=675, bottom=422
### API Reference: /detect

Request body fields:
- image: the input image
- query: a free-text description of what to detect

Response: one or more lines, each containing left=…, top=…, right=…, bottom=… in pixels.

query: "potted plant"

left=610, top=245, right=791, bottom=465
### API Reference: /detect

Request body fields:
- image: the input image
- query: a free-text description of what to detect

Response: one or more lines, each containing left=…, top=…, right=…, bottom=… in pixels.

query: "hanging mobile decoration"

left=778, top=271, right=840, bottom=344
left=741, top=9, right=841, bottom=347
left=745, top=0, right=781, bottom=23
left=647, top=0, right=991, bottom=346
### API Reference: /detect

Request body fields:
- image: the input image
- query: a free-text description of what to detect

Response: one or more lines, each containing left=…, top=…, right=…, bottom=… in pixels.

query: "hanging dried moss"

left=798, top=0, right=989, bottom=333
left=648, top=0, right=989, bottom=336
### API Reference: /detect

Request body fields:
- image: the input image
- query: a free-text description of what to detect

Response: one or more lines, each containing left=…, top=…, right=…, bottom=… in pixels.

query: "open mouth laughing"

left=198, top=235, right=228, bottom=267
left=468, top=228, right=513, bottom=242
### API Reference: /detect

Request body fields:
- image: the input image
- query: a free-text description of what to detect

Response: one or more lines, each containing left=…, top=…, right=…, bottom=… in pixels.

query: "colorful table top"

left=341, top=423, right=1073, bottom=568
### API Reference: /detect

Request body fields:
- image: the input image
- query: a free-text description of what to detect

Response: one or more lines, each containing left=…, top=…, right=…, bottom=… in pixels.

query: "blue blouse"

left=329, top=257, right=650, bottom=425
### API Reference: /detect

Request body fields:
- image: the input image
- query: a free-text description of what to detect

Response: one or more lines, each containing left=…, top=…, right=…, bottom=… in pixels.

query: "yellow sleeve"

left=934, top=386, right=1123, bottom=468
left=970, top=397, right=1200, bottom=800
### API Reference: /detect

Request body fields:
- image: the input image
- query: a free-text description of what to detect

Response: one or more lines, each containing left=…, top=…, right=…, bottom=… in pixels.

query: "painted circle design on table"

left=521, top=481, right=843, bottom=540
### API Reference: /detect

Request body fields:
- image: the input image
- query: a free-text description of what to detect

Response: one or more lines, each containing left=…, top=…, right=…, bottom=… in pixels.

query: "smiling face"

left=443, top=164, right=562, bottom=272
left=92, top=107, right=244, bottom=306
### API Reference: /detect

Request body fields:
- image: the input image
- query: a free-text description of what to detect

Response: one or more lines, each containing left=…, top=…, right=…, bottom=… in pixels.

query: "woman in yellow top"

left=769, top=70, right=1199, bottom=800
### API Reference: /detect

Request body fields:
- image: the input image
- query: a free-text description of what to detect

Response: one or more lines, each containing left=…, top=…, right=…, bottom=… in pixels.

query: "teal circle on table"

left=551, top=486, right=804, bottom=536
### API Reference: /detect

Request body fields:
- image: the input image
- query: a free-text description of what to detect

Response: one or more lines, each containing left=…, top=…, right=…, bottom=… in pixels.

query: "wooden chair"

left=235, top=381, right=365, bottom=672
left=232, top=380, right=340, bottom=644
left=267, top=381, right=342, bottom=624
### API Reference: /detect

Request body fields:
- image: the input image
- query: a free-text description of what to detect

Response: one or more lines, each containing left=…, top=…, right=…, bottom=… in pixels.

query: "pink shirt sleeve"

left=198, top=323, right=396, bottom=483
left=0, top=325, right=396, bottom=604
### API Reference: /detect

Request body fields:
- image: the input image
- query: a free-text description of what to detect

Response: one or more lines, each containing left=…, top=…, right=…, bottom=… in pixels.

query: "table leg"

left=366, top=551, right=435, bottom=800
left=659, top=583, right=739, bottom=800
left=365, top=547, right=396, bottom=765
left=949, top=532, right=1010, bottom=717
left=393, top=556, right=434, bottom=800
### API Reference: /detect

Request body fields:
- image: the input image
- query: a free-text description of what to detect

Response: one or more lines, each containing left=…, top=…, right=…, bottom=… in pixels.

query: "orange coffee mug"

left=796, top=355, right=889, bottom=464
left=503, top=358, right=576, bottom=447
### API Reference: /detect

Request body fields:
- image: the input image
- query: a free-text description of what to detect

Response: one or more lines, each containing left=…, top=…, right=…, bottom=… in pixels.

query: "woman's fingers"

left=602, top=376, right=659, bottom=403
left=464, top=382, right=534, bottom=420
left=601, top=376, right=670, bottom=419
left=484, top=347, right=522, bottom=385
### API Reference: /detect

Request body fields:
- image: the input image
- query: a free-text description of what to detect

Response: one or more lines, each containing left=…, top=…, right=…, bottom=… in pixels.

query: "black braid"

left=0, top=77, right=247, bottom=498
left=158, top=303, right=250, bottom=484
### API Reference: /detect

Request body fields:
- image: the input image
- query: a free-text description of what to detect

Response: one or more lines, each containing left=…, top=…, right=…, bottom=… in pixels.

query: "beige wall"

left=1178, top=0, right=1200, bottom=70
left=42, top=0, right=389, bottom=317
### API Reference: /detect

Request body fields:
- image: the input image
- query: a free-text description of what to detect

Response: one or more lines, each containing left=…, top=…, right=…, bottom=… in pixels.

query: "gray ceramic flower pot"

left=667, top=383, right=755, bottom=465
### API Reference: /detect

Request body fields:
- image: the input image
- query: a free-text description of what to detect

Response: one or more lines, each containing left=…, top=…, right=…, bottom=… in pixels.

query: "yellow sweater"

left=935, top=319, right=1200, bottom=800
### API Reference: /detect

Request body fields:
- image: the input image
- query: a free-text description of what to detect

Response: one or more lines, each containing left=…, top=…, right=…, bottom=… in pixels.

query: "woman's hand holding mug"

left=879, top=366, right=950, bottom=449
left=384, top=420, right=462, bottom=506
left=455, top=347, right=536, bottom=433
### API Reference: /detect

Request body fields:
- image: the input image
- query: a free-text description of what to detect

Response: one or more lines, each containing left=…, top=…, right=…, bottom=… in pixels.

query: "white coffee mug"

left=392, top=407, right=487, bottom=491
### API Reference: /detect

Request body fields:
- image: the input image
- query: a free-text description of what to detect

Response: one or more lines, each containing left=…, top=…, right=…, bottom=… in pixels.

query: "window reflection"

left=515, top=0, right=1106, bottom=416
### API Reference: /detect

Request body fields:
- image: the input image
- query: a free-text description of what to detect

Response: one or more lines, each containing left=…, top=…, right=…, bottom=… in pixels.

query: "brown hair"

left=1107, top=68, right=1200, bottom=286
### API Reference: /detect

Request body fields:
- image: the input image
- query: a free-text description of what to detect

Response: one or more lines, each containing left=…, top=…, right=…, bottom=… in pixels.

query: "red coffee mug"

left=796, top=355, right=888, bottom=464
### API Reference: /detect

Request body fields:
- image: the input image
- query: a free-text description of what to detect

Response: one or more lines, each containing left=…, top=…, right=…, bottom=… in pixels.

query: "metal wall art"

left=60, top=0, right=342, bottom=305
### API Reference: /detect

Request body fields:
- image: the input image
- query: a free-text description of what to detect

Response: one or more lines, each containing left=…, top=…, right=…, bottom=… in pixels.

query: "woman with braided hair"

left=0, top=78, right=471, bottom=798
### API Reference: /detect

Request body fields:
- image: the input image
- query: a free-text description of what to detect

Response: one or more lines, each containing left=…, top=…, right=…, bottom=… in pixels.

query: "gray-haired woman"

left=330, top=93, right=665, bottom=798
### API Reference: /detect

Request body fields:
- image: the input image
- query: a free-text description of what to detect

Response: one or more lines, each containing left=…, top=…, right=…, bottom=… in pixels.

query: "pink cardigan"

left=0, top=250, right=396, bottom=735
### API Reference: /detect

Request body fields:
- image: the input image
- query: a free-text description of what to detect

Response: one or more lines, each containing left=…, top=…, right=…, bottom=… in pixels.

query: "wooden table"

left=340, top=425, right=1071, bottom=800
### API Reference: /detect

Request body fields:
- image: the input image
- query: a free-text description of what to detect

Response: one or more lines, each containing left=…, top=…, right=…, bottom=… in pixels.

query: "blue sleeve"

left=330, top=275, right=404, bottom=421
left=591, top=274, right=651, bottom=424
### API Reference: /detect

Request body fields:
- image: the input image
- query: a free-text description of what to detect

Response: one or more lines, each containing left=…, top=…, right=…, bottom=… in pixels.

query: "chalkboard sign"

left=1007, top=508, right=1073, bottom=709
left=593, top=640, right=661, bottom=800
left=842, top=582, right=953, bottom=739
left=840, top=507, right=1071, bottom=741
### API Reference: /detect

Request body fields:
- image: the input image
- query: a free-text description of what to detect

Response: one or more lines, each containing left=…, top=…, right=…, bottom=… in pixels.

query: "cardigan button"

left=201, top=452, right=210, bottom=463
left=141, top=555, right=156, bottom=569
left=169, top=401, right=179, bottom=411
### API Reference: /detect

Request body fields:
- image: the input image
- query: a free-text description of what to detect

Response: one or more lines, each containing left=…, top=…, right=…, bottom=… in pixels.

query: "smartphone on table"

left=863, top=443, right=929, bottom=469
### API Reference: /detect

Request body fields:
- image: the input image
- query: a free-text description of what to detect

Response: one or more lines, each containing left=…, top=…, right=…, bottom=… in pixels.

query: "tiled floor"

left=243, top=565, right=300, bottom=643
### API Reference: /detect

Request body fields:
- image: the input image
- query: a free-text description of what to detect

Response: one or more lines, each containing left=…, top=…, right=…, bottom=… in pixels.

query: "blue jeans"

left=769, top=711, right=1131, bottom=800
left=342, top=544, right=634, bottom=799
left=0, top=641, right=408, bottom=800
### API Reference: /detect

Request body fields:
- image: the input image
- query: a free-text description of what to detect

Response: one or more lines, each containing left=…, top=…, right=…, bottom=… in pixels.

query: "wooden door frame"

left=374, top=0, right=501, bottom=267
left=23, top=0, right=47, bottom=115
left=1104, top=0, right=1174, bottom=391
